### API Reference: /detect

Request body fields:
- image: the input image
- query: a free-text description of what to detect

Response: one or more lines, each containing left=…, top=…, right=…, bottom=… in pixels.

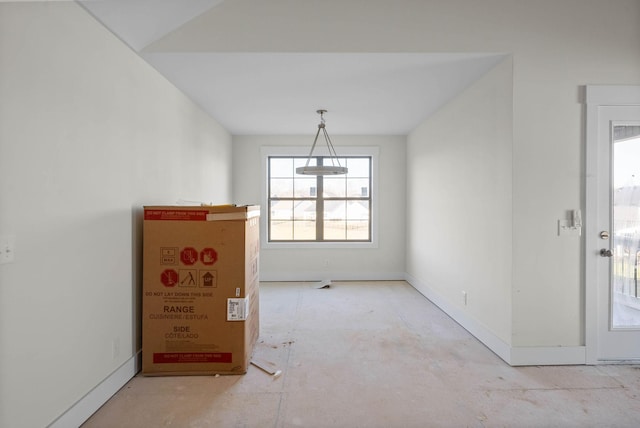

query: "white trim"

left=585, top=89, right=601, bottom=364
left=584, top=85, right=640, bottom=364
left=405, top=274, right=587, bottom=366
left=47, top=352, right=140, bottom=428
left=260, top=270, right=405, bottom=282
left=264, top=240, right=377, bottom=250
left=404, top=273, right=512, bottom=364
left=586, top=85, right=640, bottom=106
left=260, top=146, right=380, bottom=249
left=510, top=346, right=586, bottom=366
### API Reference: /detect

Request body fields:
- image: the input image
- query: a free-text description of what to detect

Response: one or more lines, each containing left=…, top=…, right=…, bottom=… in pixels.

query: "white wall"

left=504, top=2, right=640, bottom=348
left=407, top=58, right=513, bottom=345
left=2, top=3, right=640, bottom=425
left=155, top=0, right=640, bottom=354
left=232, top=135, right=406, bottom=280
left=0, top=3, right=232, bottom=427
left=399, top=1, right=640, bottom=355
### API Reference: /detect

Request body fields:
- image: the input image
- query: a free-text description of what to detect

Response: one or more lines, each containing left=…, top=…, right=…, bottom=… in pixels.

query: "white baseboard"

left=48, top=351, right=141, bottom=428
left=260, top=271, right=406, bottom=282
left=48, top=272, right=587, bottom=428
left=510, top=346, right=586, bottom=366
left=404, top=273, right=513, bottom=364
left=404, top=274, right=586, bottom=366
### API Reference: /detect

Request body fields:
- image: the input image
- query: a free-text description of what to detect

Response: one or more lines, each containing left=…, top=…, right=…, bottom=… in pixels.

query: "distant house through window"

left=267, top=156, right=372, bottom=242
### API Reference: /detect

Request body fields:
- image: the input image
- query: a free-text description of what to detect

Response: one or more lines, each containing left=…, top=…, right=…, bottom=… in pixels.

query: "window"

left=267, top=155, right=372, bottom=243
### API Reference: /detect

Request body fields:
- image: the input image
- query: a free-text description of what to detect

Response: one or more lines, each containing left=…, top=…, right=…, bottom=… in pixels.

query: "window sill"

left=262, top=240, right=377, bottom=250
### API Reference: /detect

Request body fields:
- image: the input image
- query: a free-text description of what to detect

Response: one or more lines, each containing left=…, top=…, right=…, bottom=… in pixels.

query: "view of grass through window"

left=268, top=156, right=371, bottom=242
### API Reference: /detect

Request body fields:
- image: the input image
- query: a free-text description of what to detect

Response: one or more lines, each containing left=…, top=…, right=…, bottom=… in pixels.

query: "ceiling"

left=78, top=0, right=506, bottom=135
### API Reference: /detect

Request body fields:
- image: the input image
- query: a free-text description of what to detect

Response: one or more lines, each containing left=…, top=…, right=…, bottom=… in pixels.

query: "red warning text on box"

left=153, top=353, right=232, bottom=364
left=144, top=210, right=208, bottom=221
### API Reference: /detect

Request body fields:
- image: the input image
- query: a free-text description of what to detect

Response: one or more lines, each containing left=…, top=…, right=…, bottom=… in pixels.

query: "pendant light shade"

left=296, top=110, right=348, bottom=175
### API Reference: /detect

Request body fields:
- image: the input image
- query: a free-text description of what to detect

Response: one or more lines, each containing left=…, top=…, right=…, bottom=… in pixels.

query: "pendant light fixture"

left=296, top=110, right=348, bottom=175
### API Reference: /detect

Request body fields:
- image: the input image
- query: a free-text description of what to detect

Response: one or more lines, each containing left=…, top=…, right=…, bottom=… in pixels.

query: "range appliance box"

left=142, top=205, right=260, bottom=375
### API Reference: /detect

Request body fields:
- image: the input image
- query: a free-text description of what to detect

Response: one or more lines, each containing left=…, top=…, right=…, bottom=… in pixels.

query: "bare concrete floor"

left=83, top=281, right=640, bottom=428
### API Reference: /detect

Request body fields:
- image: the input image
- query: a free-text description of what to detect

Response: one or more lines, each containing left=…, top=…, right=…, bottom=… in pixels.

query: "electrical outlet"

left=0, top=235, right=15, bottom=264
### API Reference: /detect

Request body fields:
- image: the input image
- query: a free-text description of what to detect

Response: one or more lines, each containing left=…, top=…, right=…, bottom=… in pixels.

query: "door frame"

left=585, top=85, right=640, bottom=364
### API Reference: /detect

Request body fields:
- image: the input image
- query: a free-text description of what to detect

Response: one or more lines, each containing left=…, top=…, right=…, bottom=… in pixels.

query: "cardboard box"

left=142, top=205, right=260, bottom=375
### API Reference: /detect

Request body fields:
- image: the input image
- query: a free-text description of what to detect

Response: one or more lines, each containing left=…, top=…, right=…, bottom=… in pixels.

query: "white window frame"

left=261, top=146, right=379, bottom=249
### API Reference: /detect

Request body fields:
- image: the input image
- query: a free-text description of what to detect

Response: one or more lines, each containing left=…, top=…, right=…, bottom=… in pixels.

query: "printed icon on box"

left=160, top=269, right=178, bottom=287
left=180, top=247, right=198, bottom=265
left=179, top=269, right=197, bottom=287
left=160, top=247, right=178, bottom=265
left=200, top=248, right=218, bottom=265
left=200, top=270, right=217, bottom=288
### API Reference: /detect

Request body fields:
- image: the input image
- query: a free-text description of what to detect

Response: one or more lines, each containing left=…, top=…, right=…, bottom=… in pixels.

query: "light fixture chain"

left=304, top=126, right=323, bottom=167
left=322, top=127, right=343, bottom=167
left=295, top=109, right=348, bottom=175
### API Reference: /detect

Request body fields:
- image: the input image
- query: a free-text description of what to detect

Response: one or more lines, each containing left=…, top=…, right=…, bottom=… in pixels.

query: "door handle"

left=600, top=248, right=613, bottom=257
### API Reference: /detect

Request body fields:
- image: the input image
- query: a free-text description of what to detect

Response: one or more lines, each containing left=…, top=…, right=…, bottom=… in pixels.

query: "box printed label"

left=144, top=210, right=208, bottom=221
left=180, top=247, right=198, bottom=265
left=179, top=270, right=197, bottom=287
left=200, top=248, right=218, bottom=265
left=227, top=297, right=248, bottom=321
left=153, top=352, right=232, bottom=364
left=160, top=269, right=178, bottom=287
left=161, top=247, right=178, bottom=265
left=200, top=270, right=217, bottom=288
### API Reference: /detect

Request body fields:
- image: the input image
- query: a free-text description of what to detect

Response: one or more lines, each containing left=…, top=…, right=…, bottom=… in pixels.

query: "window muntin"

left=268, top=156, right=372, bottom=242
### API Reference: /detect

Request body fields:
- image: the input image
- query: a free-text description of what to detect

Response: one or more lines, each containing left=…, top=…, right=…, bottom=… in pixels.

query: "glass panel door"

left=594, top=105, right=640, bottom=361
left=612, top=125, right=640, bottom=329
